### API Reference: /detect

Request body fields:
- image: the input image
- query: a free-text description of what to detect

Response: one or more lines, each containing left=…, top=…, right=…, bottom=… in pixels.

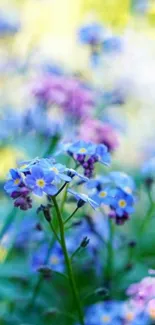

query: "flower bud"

left=80, top=236, right=89, bottom=248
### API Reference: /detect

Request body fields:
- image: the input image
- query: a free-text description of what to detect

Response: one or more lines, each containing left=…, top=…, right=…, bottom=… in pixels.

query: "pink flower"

left=78, top=118, right=119, bottom=151
left=32, top=76, right=94, bottom=119
left=147, top=299, right=155, bottom=320
left=127, top=276, right=155, bottom=312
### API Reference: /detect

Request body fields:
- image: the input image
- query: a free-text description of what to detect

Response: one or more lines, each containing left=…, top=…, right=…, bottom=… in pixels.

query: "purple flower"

left=14, top=196, right=32, bottom=211
left=78, top=119, right=119, bottom=152
left=25, top=166, right=57, bottom=197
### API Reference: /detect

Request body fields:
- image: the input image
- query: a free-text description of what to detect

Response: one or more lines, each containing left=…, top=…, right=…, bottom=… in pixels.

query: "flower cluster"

left=32, top=75, right=95, bottom=119
left=127, top=274, right=155, bottom=320
left=66, top=140, right=111, bottom=178
left=31, top=218, right=103, bottom=274
left=88, top=171, right=135, bottom=224
left=78, top=22, right=122, bottom=68
left=78, top=22, right=121, bottom=52
left=76, top=301, right=148, bottom=325
left=4, top=158, right=72, bottom=210
left=4, top=143, right=135, bottom=227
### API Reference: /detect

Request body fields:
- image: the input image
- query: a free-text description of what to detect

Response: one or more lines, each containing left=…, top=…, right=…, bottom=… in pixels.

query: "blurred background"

left=1, top=0, right=155, bottom=177
left=1, top=2, right=155, bottom=324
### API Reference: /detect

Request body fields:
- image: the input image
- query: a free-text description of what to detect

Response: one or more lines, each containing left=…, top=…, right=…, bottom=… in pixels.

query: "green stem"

left=43, top=135, right=60, bottom=157
left=105, top=219, right=114, bottom=292
left=52, top=196, right=85, bottom=325
left=49, top=221, right=61, bottom=244
left=64, top=207, right=79, bottom=225
left=140, top=202, right=155, bottom=234
left=27, top=275, right=43, bottom=310
left=71, top=246, right=82, bottom=261
left=60, top=183, right=69, bottom=213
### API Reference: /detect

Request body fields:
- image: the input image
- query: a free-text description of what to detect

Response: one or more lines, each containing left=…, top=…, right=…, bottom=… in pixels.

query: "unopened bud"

left=77, top=199, right=85, bottom=208
left=80, top=236, right=89, bottom=248
left=43, top=208, right=51, bottom=222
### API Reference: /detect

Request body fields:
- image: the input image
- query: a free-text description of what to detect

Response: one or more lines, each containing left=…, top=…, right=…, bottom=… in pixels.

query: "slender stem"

left=64, top=207, right=79, bottom=225
left=140, top=202, right=155, bottom=234
left=60, top=183, right=69, bottom=213
left=49, top=221, right=61, bottom=244
left=43, top=135, right=60, bottom=157
left=27, top=275, right=43, bottom=310
left=55, top=182, right=68, bottom=197
left=71, top=246, right=82, bottom=261
left=105, top=218, right=114, bottom=292
left=52, top=196, right=85, bottom=325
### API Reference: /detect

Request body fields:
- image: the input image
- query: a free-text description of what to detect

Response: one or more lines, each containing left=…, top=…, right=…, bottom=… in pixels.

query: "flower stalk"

left=52, top=196, right=85, bottom=325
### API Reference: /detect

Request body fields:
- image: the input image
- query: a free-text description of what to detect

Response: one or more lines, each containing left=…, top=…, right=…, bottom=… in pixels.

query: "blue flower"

left=67, top=218, right=101, bottom=255
left=25, top=166, right=57, bottom=197
left=78, top=22, right=105, bottom=45
left=67, top=168, right=88, bottom=182
left=68, top=141, right=96, bottom=156
left=102, top=36, right=122, bottom=53
left=86, top=176, right=110, bottom=190
left=4, top=169, right=22, bottom=194
left=32, top=242, right=64, bottom=273
left=110, top=188, right=134, bottom=217
left=68, top=189, right=99, bottom=209
left=122, top=305, right=149, bottom=325
left=91, top=187, right=112, bottom=206
left=17, top=157, right=40, bottom=173
left=14, top=216, right=44, bottom=249
left=76, top=302, right=148, bottom=325
left=95, top=144, right=111, bottom=166
left=109, top=171, right=135, bottom=194
left=66, top=141, right=111, bottom=178
left=0, top=10, right=21, bottom=36
left=79, top=301, right=125, bottom=325
left=142, top=157, right=155, bottom=180
left=38, top=159, right=71, bottom=183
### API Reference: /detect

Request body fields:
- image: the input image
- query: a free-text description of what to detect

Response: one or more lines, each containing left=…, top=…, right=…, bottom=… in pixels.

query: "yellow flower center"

left=50, top=255, right=59, bottom=265
left=36, top=179, right=45, bottom=188
left=126, top=312, right=134, bottom=321
left=51, top=167, right=59, bottom=174
left=101, top=315, right=111, bottom=323
left=14, top=178, right=20, bottom=185
left=79, top=148, right=87, bottom=154
left=99, top=191, right=107, bottom=198
left=118, top=199, right=126, bottom=208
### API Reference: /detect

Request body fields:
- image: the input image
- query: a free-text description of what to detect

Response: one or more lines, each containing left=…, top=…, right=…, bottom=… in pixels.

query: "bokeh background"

left=1, top=0, right=155, bottom=180
left=1, top=1, right=155, bottom=325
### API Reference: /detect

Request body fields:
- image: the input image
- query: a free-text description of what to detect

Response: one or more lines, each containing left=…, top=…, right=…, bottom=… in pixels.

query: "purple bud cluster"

left=76, top=154, right=98, bottom=178
left=109, top=210, right=129, bottom=225
left=11, top=185, right=32, bottom=210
